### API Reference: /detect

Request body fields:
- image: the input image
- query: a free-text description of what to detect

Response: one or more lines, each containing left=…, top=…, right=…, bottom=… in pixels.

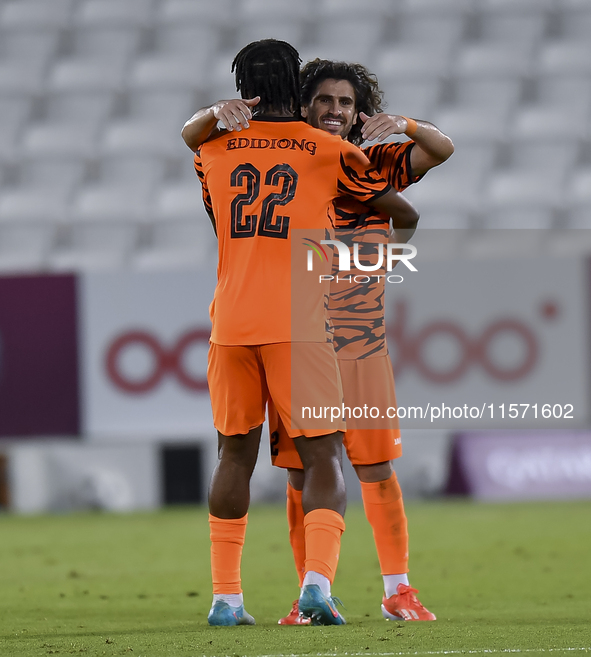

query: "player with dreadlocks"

left=183, top=41, right=419, bottom=627
left=184, top=55, right=453, bottom=625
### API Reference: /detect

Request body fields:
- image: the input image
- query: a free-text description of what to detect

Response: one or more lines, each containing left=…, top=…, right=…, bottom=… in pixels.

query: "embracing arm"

left=360, top=112, right=454, bottom=176
left=368, top=188, right=419, bottom=243
left=181, top=97, right=260, bottom=152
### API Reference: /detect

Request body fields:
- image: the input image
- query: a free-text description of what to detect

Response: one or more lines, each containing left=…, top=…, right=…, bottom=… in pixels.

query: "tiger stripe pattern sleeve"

left=364, top=141, right=424, bottom=192
left=194, top=150, right=213, bottom=216
left=337, top=141, right=392, bottom=204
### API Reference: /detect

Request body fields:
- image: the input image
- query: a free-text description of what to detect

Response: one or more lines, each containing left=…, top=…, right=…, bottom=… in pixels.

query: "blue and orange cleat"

left=298, top=584, right=345, bottom=626
left=207, top=600, right=256, bottom=626
left=381, top=584, right=436, bottom=621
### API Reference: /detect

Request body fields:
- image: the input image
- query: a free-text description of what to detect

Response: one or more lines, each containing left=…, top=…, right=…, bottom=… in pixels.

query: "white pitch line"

left=247, top=648, right=591, bottom=657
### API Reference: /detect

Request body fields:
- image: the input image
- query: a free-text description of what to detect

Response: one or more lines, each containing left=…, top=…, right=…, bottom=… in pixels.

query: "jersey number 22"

left=230, top=163, right=298, bottom=240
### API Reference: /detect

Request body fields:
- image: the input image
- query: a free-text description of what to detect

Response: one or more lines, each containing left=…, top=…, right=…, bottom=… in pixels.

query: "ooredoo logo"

left=387, top=299, right=550, bottom=383
left=105, top=329, right=209, bottom=393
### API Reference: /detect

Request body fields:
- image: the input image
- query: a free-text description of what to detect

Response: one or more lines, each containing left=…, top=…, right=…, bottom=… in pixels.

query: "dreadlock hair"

left=300, top=59, right=385, bottom=146
left=232, top=39, right=302, bottom=117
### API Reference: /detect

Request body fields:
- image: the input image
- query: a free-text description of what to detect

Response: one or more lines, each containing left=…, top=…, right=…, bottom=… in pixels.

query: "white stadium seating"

left=1, top=0, right=591, bottom=272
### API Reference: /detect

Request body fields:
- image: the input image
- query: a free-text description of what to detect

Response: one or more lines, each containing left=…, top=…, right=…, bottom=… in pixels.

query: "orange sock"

left=360, top=472, right=409, bottom=575
left=286, top=483, right=306, bottom=587
left=303, top=508, right=345, bottom=583
left=209, top=514, right=248, bottom=594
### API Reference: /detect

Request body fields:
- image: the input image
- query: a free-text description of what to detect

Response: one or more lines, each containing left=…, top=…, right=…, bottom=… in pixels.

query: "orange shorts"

left=208, top=342, right=346, bottom=438
left=270, top=353, right=401, bottom=467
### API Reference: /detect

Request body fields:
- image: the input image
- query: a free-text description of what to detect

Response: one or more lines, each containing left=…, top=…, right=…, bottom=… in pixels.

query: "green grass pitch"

left=1, top=500, right=590, bottom=657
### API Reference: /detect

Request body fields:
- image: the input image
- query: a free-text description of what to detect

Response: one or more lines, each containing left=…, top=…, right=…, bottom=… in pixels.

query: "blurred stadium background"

left=1, top=0, right=591, bottom=514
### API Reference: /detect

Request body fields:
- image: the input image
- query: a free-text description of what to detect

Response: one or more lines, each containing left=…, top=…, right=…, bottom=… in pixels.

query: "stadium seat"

left=20, top=91, right=114, bottom=157
left=95, top=155, right=166, bottom=186
left=74, top=0, right=156, bottom=28
left=129, top=54, right=209, bottom=91
left=513, top=104, right=589, bottom=139
left=158, top=0, right=233, bottom=26
left=480, top=207, right=555, bottom=229
left=153, top=180, right=207, bottom=223
left=485, top=170, right=564, bottom=211
left=72, top=183, right=155, bottom=223
left=48, top=57, right=129, bottom=93
left=0, top=186, right=71, bottom=222
left=22, top=122, right=102, bottom=158
left=0, top=0, right=74, bottom=29
left=48, top=222, right=137, bottom=271
left=559, top=0, right=591, bottom=7
left=101, top=119, right=185, bottom=157
left=317, top=0, right=392, bottom=18
left=0, top=97, right=32, bottom=162
left=44, top=90, right=116, bottom=123
left=0, top=27, right=62, bottom=62
left=17, top=157, right=86, bottom=192
left=393, top=14, right=466, bottom=50
left=456, top=42, right=534, bottom=78
left=559, top=7, right=591, bottom=39
left=103, top=90, right=195, bottom=156
left=0, top=157, right=83, bottom=222
left=476, top=11, right=547, bottom=47
left=479, top=0, right=554, bottom=10
left=236, top=22, right=307, bottom=50
left=567, top=168, right=591, bottom=210
left=374, top=44, right=453, bottom=82
left=153, top=25, right=220, bottom=56
left=431, top=105, right=511, bottom=144
left=132, top=220, right=213, bottom=270
left=410, top=208, right=472, bottom=230
left=378, top=80, right=442, bottom=122
left=566, top=207, right=591, bottom=229
left=239, top=0, right=314, bottom=21
left=70, top=155, right=165, bottom=222
left=0, top=59, right=46, bottom=94
left=452, top=78, right=522, bottom=113
left=125, top=89, right=196, bottom=124
left=400, top=0, right=472, bottom=15
left=201, top=48, right=243, bottom=99
left=534, top=74, right=591, bottom=111
left=306, top=18, right=383, bottom=64
left=0, top=222, right=54, bottom=272
left=70, top=26, right=142, bottom=60
left=506, top=140, right=577, bottom=178
left=0, top=28, right=60, bottom=93
left=464, top=229, right=545, bottom=259
left=403, top=144, right=495, bottom=213
left=538, top=41, right=591, bottom=75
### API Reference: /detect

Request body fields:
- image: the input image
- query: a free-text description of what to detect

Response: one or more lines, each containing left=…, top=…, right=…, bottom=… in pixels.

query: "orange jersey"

left=194, top=118, right=392, bottom=346
left=330, top=141, right=422, bottom=360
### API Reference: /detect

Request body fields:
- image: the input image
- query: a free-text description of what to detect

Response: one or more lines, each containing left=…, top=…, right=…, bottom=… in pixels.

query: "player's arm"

left=360, top=112, right=454, bottom=176
left=181, top=97, right=260, bottom=152
left=339, top=143, right=419, bottom=239
left=368, top=189, right=418, bottom=243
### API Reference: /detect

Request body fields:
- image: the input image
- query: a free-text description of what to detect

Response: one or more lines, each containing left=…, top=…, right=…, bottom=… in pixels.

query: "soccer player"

left=182, top=41, right=419, bottom=627
left=272, top=59, right=454, bottom=624
left=188, top=58, right=453, bottom=624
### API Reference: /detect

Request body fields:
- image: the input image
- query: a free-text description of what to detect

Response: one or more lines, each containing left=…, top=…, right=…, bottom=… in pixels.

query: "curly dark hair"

left=300, top=59, right=385, bottom=146
left=232, top=39, right=302, bottom=116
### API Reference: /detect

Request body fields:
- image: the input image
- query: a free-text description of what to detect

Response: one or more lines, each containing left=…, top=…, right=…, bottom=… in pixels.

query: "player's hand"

left=360, top=112, right=408, bottom=142
left=212, top=97, right=260, bottom=132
